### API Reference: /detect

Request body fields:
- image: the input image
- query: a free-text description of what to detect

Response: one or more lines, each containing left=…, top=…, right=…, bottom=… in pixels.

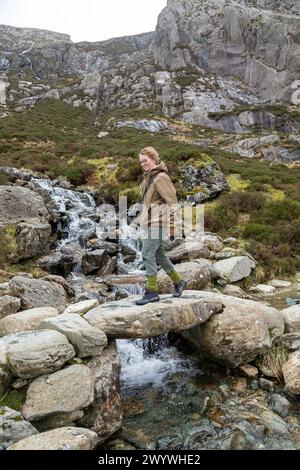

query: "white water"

left=32, top=175, right=196, bottom=391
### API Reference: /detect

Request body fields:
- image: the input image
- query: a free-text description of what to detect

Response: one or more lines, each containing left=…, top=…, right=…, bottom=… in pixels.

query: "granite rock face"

left=154, top=0, right=300, bottom=102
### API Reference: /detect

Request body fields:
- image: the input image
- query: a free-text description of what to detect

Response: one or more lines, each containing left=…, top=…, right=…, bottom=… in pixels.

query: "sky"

left=0, top=0, right=167, bottom=42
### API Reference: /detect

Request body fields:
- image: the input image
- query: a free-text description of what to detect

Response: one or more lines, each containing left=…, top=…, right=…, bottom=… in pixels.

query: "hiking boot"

left=173, top=279, right=187, bottom=298
left=135, top=289, right=160, bottom=306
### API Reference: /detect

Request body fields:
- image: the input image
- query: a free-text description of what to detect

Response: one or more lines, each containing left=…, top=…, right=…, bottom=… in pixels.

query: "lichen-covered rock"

left=0, top=406, right=38, bottom=450
left=7, top=426, right=98, bottom=450
left=0, top=330, right=75, bottom=378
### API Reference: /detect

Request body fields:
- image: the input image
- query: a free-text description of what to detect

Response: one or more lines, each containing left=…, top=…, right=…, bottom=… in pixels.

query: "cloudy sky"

left=0, top=0, right=167, bottom=42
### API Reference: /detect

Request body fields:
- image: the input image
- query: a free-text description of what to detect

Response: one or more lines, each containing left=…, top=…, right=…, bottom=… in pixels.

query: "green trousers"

left=141, top=226, right=182, bottom=291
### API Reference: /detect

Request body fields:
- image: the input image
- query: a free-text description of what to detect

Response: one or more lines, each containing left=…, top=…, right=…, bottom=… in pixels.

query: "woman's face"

left=139, top=154, right=156, bottom=172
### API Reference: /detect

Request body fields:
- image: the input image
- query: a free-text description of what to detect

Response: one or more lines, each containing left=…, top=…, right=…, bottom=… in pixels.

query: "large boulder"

left=281, top=305, right=300, bottom=333
left=0, top=330, right=75, bottom=378
left=0, top=307, right=60, bottom=336
left=84, top=291, right=223, bottom=339
left=78, top=341, right=123, bottom=443
left=42, top=313, right=107, bottom=358
left=9, top=276, right=69, bottom=310
left=213, top=256, right=256, bottom=282
left=0, top=295, right=21, bottom=319
left=158, top=261, right=212, bottom=293
left=282, top=351, right=300, bottom=395
left=180, top=290, right=284, bottom=367
left=167, top=241, right=211, bottom=263
left=0, top=186, right=51, bottom=262
left=22, top=365, right=95, bottom=422
left=7, top=427, right=98, bottom=450
left=0, top=406, right=38, bottom=450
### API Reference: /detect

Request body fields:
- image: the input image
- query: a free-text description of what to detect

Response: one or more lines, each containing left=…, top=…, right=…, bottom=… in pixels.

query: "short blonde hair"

left=139, top=147, right=160, bottom=164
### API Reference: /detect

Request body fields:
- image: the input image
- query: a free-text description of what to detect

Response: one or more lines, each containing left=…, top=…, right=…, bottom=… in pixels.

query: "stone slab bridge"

left=83, top=291, right=224, bottom=339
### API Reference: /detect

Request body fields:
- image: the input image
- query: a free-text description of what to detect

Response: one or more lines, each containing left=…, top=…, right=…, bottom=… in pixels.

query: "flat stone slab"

left=0, top=330, right=75, bottom=378
left=42, top=313, right=107, bottom=358
left=0, top=307, right=60, bottom=336
left=22, top=364, right=95, bottom=421
left=7, top=426, right=98, bottom=450
left=84, top=291, right=223, bottom=338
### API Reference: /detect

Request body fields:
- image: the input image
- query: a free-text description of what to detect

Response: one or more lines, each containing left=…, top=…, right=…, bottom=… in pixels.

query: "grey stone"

left=42, top=313, right=107, bottom=358
left=0, top=295, right=21, bottom=319
left=0, top=406, right=38, bottom=450
left=0, top=330, right=75, bottom=378
left=7, top=426, right=98, bottom=450
left=9, top=276, right=69, bottom=310
left=0, top=306, right=60, bottom=336
left=22, top=364, right=94, bottom=421
left=84, top=291, right=223, bottom=339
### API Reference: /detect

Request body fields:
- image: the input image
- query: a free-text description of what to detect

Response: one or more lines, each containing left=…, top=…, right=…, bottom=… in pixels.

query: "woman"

left=135, top=147, right=187, bottom=306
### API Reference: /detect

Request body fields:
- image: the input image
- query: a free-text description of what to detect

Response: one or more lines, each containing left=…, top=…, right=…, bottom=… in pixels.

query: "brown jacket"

left=139, top=161, right=179, bottom=235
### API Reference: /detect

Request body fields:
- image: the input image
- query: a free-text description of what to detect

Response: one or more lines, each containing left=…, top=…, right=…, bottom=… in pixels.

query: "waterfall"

left=32, top=175, right=197, bottom=393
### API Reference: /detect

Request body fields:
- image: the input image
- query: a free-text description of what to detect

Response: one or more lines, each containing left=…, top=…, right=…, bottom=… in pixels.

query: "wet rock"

left=0, top=330, right=75, bottom=378
left=78, top=341, right=123, bottom=443
left=82, top=249, right=113, bottom=275
left=0, top=295, right=21, bottom=319
left=268, top=394, right=292, bottom=418
left=213, top=256, right=256, bottom=283
left=260, top=409, right=289, bottom=436
left=7, top=426, right=98, bottom=450
left=9, top=276, right=69, bottom=310
left=259, top=378, right=274, bottom=393
left=282, top=351, right=300, bottom=395
left=0, top=406, right=38, bottom=450
left=281, top=305, right=300, bottom=333
left=233, top=378, right=248, bottom=393
left=22, top=364, right=94, bottom=422
left=84, top=291, right=223, bottom=339
left=42, top=313, right=107, bottom=358
left=41, top=275, right=75, bottom=298
left=0, top=306, right=60, bottom=336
